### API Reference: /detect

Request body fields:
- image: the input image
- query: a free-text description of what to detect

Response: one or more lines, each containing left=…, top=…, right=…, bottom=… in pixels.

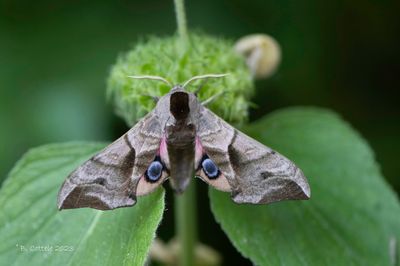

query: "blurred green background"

left=1, top=0, right=399, bottom=265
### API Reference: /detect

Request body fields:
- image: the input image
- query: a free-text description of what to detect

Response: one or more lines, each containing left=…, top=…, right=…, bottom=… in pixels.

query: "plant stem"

left=175, top=182, right=197, bottom=266
left=174, top=0, right=189, bottom=47
left=173, top=1, right=195, bottom=265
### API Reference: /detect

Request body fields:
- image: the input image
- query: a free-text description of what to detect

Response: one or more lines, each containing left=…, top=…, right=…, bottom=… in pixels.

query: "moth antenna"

left=128, top=75, right=172, bottom=87
left=201, top=91, right=226, bottom=106
left=182, top=73, right=230, bottom=89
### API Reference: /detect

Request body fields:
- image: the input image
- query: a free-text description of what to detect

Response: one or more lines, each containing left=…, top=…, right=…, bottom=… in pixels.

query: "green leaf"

left=0, top=142, right=165, bottom=266
left=209, top=107, right=400, bottom=266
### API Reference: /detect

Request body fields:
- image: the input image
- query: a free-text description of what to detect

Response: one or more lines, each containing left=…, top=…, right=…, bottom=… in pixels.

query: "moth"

left=58, top=74, right=310, bottom=210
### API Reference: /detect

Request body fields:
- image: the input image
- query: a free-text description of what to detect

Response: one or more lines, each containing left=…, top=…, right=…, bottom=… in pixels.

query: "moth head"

left=128, top=73, right=230, bottom=130
left=170, top=90, right=190, bottom=120
left=166, top=90, right=197, bottom=146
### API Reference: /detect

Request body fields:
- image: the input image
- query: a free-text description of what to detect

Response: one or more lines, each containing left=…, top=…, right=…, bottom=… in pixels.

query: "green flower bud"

left=107, top=33, right=254, bottom=127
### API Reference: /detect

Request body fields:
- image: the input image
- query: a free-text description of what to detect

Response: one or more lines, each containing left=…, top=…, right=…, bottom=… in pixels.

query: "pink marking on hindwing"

left=158, top=136, right=170, bottom=168
left=195, top=137, right=204, bottom=168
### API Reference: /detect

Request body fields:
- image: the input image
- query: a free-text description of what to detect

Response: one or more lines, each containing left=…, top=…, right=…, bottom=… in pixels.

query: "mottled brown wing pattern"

left=57, top=111, right=163, bottom=210
left=197, top=108, right=310, bottom=204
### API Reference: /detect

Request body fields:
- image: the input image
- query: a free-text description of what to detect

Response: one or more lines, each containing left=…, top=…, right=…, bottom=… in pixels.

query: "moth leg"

left=140, top=94, right=159, bottom=103
left=193, top=78, right=209, bottom=96
left=201, top=91, right=226, bottom=106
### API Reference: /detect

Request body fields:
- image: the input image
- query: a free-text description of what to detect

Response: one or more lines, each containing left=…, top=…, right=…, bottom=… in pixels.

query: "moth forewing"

left=230, top=133, right=310, bottom=204
left=57, top=111, right=165, bottom=210
left=196, top=108, right=310, bottom=204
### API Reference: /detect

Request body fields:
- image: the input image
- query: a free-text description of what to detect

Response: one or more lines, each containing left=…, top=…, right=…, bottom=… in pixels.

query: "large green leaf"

left=210, top=107, right=400, bottom=266
left=0, top=142, right=165, bottom=266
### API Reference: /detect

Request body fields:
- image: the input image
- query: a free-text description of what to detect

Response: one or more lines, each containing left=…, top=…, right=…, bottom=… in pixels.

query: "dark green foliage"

left=210, top=107, right=400, bottom=265
left=0, top=142, right=165, bottom=266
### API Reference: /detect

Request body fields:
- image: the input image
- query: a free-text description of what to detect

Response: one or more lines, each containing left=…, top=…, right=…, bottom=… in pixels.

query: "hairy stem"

left=175, top=182, right=197, bottom=266
left=174, top=0, right=189, bottom=47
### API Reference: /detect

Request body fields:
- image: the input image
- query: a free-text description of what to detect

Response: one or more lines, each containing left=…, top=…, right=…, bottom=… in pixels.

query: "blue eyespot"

left=146, top=161, right=163, bottom=182
left=202, top=158, right=219, bottom=179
